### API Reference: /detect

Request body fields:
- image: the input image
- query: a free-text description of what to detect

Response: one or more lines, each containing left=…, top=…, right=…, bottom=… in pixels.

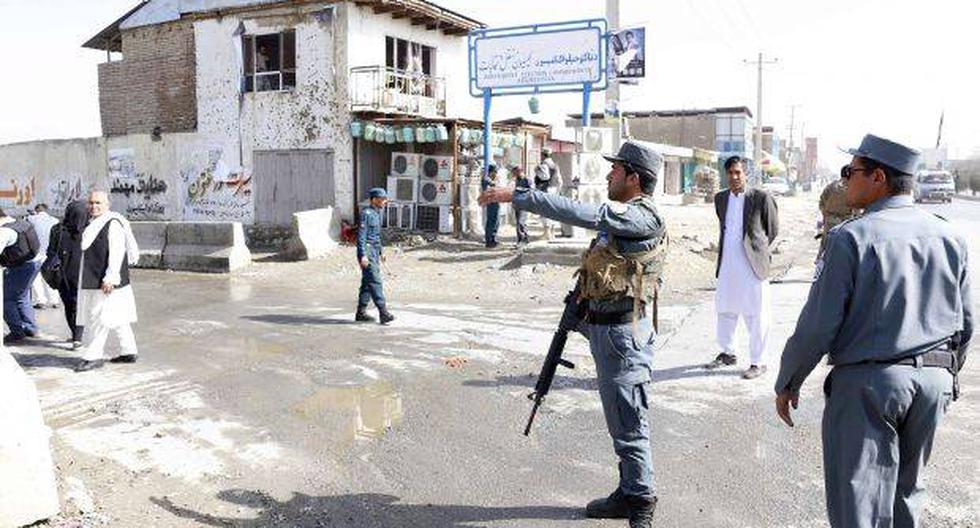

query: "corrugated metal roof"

left=120, top=0, right=279, bottom=29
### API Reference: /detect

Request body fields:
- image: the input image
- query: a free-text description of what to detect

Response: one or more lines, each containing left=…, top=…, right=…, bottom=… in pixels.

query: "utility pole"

left=787, top=104, right=800, bottom=181
left=744, top=52, right=778, bottom=170
left=606, top=0, right=621, bottom=150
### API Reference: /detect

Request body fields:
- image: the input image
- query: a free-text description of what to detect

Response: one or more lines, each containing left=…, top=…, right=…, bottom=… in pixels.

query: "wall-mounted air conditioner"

left=391, top=152, right=421, bottom=177
left=417, top=179, right=452, bottom=206
left=420, top=155, right=453, bottom=180
left=386, top=175, right=419, bottom=202
left=578, top=153, right=611, bottom=185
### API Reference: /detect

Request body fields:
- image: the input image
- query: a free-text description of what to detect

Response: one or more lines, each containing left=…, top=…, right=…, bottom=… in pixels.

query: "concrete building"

left=0, top=0, right=484, bottom=231
left=567, top=106, right=755, bottom=186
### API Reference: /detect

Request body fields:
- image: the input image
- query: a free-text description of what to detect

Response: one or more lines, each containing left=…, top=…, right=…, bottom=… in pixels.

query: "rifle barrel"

left=523, top=396, right=543, bottom=436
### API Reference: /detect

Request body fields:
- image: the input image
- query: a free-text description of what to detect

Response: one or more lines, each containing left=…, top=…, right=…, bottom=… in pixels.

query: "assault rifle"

left=523, top=287, right=586, bottom=436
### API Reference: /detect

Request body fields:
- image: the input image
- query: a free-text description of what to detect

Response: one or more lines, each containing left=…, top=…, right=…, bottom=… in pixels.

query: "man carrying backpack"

left=0, top=208, right=41, bottom=345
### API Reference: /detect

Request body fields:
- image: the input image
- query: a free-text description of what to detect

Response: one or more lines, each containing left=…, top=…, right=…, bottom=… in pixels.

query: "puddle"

left=293, top=381, right=403, bottom=441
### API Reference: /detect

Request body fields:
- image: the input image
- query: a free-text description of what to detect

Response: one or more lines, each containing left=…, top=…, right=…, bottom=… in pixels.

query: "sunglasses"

left=841, top=166, right=872, bottom=180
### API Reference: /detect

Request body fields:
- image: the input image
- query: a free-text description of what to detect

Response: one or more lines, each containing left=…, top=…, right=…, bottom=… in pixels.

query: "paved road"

left=11, top=197, right=980, bottom=527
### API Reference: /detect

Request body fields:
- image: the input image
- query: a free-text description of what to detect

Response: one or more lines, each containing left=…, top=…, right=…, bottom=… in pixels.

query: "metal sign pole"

left=482, top=89, right=492, bottom=176
left=582, top=82, right=593, bottom=127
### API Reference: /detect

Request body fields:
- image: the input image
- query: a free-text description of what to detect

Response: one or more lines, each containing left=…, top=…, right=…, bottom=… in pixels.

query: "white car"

left=763, top=177, right=790, bottom=196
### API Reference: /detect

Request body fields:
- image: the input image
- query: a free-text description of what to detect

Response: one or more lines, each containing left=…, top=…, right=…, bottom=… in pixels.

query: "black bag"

left=40, top=224, right=64, bottom=289
left=0, top=219, right=40, bottom=267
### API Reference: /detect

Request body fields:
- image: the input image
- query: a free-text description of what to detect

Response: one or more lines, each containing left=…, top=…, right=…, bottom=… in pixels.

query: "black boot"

left=627, top=496, right=658, bottom=528
left=355, top=308, right=375, bottom=322
left=585, top=489, right=630, bottom=519
left=379, top=310, right=395, bottom=325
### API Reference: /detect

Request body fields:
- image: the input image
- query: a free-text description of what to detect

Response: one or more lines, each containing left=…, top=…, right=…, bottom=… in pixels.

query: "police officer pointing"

left=480, top=141, right=666, bottom=528
left=775, top=134, right=974, bottom=528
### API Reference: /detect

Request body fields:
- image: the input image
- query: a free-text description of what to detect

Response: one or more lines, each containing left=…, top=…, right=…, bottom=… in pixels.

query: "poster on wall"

left=108, top=149, right=136, bottom=180
left=181, top=147, right=253, bottom=223
left=608, top=27, right=645, bottom=80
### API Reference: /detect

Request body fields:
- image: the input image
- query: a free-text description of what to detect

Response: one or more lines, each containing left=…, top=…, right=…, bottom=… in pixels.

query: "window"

left=243, top=31, right=296, bottom=92
left=385, top=36, right=436, bottom=96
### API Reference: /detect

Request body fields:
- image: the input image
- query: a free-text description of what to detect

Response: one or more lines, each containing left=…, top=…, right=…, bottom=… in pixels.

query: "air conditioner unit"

left=580, top=127, right=611, bottom=153
left=383, top=201, right=415, bottom=230
left=416, top=205, right=453, bottom=233
left=387, top=176, right=419, bottom=202
left=420, top=155, right=453, bottom=180
left=391, top=152, right=421, bottom=177
left=579, top=153, right=611, bottom=184
left=417, top=179, right=452, bottom=206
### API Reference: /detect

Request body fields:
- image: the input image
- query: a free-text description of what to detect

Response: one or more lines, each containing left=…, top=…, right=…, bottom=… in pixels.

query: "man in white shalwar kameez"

left=705, top=156, right=779, bottom=379
left=74, top=191, right=141, bottom=373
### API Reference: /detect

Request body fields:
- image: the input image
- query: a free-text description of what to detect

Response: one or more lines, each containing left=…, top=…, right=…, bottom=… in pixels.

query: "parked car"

left=914, top=171, right=955, bottom=203
left=762, top=177, right=790, bottom=196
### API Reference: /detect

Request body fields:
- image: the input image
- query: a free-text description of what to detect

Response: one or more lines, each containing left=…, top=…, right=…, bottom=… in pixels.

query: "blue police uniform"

left=356, top=205, right=387, bottom=313
left=513, top=188, right=665, bottom=502
left=482, top=168, right=500, bottom=247
left=775, top=194, right=973, bottom=528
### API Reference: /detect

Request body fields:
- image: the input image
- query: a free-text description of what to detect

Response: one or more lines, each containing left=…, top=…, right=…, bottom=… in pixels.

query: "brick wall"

left=98, top=22, right=198, bottom=136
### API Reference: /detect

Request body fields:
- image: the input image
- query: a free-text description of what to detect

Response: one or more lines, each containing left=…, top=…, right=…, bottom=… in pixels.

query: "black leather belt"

left=586, top=309, right=646, bottom=326
left=867, top=350, right=955, bottom=369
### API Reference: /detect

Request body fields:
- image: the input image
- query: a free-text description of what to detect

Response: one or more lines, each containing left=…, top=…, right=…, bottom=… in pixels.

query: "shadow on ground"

left=464, top=364, right=741, bottom=392
left=241, top=314, right=359, bottom=326
left=12, top=352, right=79, bottom=370
left=152, top=490, right=580, bottom=527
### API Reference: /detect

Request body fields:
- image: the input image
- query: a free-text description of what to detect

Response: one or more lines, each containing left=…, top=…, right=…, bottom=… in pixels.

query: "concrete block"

left=281, top=207, right=341, bottom=261
left=0, top=352, right=60, bottom=527
left=130, top=221, right=168, bottom=268
left=519, top=239, right=588, bottom=267
left=162, top=222, right=251, bottom=273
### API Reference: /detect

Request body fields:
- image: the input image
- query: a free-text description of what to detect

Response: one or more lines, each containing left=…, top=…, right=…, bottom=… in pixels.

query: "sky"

left=1, top=0, right=978, bottom=167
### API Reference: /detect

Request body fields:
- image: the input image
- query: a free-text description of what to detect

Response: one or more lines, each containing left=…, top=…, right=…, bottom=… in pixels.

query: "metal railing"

left=350, top=66, right=446, bottom=117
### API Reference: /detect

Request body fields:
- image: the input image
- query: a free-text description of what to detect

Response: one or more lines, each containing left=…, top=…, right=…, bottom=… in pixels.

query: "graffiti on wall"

left=181, top=148, right=253, bottom=223
left=108, top=148, right=169, bottom=220
left=0, top=176, right=37, bottom=206
left=47, top=176, right=86, bottom=214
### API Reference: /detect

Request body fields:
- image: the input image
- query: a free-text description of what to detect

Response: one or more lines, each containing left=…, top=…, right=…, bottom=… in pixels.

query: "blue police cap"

left=368, top=187, right=388, bottom=199
left=603, top=140, right=663, bottom=178
left=845, top=134, right=920, bottom=175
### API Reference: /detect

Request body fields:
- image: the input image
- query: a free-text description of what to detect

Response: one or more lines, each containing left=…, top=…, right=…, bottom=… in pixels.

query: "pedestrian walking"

left=75, top=191, right=141, bottom=372
left=817, top=166, right=861, bottom=257
left=511, top=166, right=530, bottom=246
left=480, top=141, right=667, bottom=528
left=46, top=200, right=87, bottom=347
left=1, top=209, right=41, bottom=345
left=354, top=187, right=394, bottom=325
left=775, top=134, right=973, bottom=528
left=27, top=204, right=61, bottom=309
left=704, top=155, right=779, bottom=380
left=482, top=163, right=500, bottom=248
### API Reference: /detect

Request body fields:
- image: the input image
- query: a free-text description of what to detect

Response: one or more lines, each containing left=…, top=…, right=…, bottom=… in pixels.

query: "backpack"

left=534, top=162, right=553, bottom=190
left=40, top=223, right=64, bottom=288
left=0, top=220, right=40, bottom=267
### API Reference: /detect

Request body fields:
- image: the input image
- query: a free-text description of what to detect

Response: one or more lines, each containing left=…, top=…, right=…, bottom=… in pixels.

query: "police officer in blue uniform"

left=775, top=134, right=974, bottom=528
left=482, top=163, right=501, bottom=248
left=355, top=188, right=394, bottom=324
left=480, top=141, right=666, bottom=528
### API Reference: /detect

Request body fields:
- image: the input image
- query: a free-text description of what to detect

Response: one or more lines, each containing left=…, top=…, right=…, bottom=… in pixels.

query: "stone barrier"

left=162, top=222, right=252, bottom=273
left=281, top=207, right=341, bottom=260
left=130, top=221, right=168, bottom=268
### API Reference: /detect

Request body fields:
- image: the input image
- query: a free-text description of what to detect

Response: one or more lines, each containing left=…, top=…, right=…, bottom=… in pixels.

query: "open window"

left=385, top=36, right=436, bottom=96
left=243, top=31, right=296, bottom=92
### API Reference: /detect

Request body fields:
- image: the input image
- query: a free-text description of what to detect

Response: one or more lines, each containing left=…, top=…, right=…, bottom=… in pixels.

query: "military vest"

left=576, top=196, right=668, bottom=304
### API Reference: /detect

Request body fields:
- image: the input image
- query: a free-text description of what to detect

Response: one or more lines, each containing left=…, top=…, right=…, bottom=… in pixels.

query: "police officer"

left=775, top=134, right=973, bottom=528
left=480, top=141, right=666, bottom=528
left=355, top=188, right=394, bottom=325
left=816, top=165, right=861, bottom=256
left=482, top=163, right=500, bottom=248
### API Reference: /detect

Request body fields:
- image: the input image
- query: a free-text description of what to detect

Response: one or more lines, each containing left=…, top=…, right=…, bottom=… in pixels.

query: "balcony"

left=350, top=66, right=446, bottom=117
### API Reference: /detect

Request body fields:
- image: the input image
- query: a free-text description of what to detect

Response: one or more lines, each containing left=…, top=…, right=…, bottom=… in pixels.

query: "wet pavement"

left=7, top=196, right=980, bottom=527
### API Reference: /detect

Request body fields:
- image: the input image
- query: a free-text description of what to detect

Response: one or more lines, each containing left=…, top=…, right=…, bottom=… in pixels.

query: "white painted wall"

left=346, top=3, right=481, bottom=120
left=0, top=138, right=105, bottom=217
